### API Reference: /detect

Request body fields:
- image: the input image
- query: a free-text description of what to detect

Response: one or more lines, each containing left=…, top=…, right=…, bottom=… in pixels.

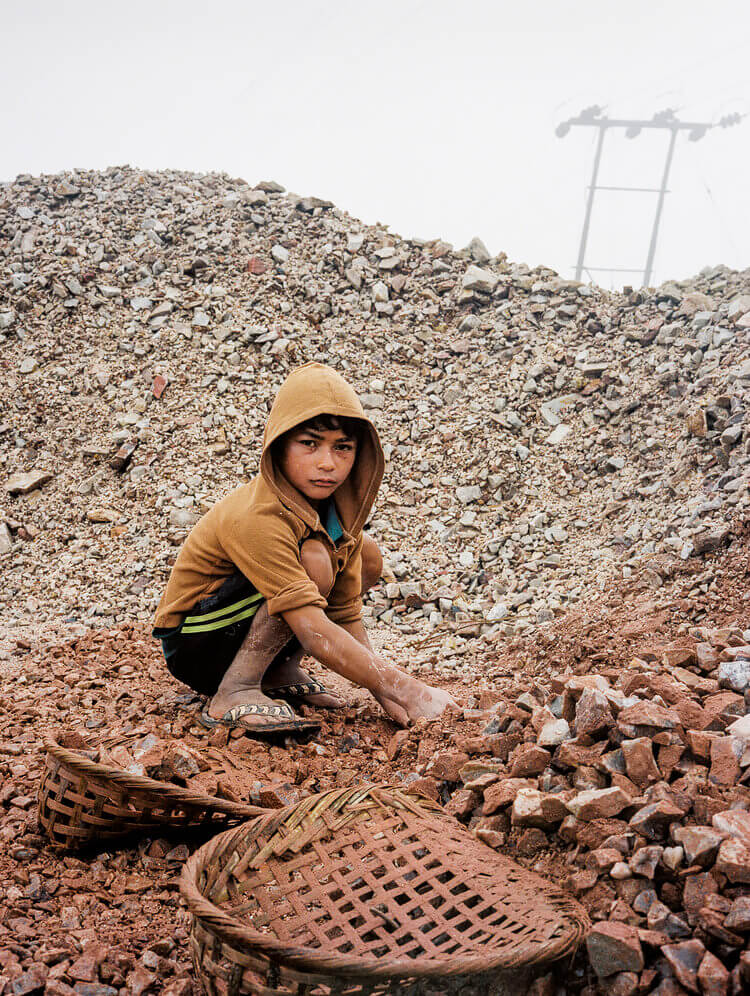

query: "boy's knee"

left=300, top=538, right=334, bottom=597
left=361, top=535, right=383, bottom=593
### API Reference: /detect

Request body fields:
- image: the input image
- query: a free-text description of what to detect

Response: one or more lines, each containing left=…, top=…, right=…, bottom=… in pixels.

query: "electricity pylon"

left=556, top=106, right=743, bottom=287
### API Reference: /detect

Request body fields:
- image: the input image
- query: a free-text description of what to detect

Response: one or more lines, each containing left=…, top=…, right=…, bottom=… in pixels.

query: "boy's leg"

left=207, top=539, right=335, bottom=724
left=262, top=534, right=383, bottom=706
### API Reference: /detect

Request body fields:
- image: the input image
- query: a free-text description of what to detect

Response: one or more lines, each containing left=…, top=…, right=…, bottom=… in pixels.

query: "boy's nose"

left=317, top=449, right=335, bottom=470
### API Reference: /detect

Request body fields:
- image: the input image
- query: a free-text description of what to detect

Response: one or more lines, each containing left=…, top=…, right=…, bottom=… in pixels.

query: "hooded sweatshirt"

left=152, top=362, right=385, bottom=632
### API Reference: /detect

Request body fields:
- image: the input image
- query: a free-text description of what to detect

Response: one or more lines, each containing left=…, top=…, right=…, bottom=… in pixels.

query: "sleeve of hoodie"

left=218, top=508, right=329, bottom=618
left=325, top=534, right=363, bottom=625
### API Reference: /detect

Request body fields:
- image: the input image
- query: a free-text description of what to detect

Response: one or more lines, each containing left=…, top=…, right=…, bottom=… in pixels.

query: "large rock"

left=466, top=237, right=491, bottom=264
left=697, top=950, right=730, bottom=996
left=508, top=744, right=550, bottom=777
left=566, top=787, right=632, bottom=821
left=5, top=470, right=53, bottom=495
left=482, top=778, right=536, bottom=814
left=586, top=922, right=644, bottom=977
left=575, top=687, right=613, bottom=737
left=673, top=826, right=726, bottom=866
left=713, top=808, right=750, bottom=847
left=424, top=751, right=470, bottom=782
left=461, top=264, right=498, bottom=293
left=511, top=788, right=568, bottom=828
left=620, top=738, right=660, bottom=787
left=662, top=940, right=706, bottom=992
left=716, top=837, right=750, bottom=883
left=617, top=701, right=679, bottom=736
left=718, top=659, right=750, bottom=693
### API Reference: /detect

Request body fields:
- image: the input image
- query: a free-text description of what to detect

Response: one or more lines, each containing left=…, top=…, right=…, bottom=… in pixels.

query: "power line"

left=556, top=105, right=744, bottom=287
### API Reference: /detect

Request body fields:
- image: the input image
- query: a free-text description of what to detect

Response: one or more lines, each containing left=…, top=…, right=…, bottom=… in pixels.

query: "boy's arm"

left=283, top=604, right=458, bottom=726
left=281, top=604, right=388, bottom=698
left=337, top=618, right=374, bottom=652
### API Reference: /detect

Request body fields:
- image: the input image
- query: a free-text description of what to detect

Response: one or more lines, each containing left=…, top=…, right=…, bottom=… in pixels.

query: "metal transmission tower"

left=556, top=106, right=743, bottom=287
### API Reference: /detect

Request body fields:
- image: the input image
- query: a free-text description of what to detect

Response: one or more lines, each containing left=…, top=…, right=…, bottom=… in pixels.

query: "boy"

left=153, top=361, right=455, bottom=735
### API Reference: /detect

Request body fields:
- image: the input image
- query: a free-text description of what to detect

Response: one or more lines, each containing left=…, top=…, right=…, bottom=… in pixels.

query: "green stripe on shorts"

left=180, top=596, right=264, bottom=635
left=183, top=590, right=264, bottom=625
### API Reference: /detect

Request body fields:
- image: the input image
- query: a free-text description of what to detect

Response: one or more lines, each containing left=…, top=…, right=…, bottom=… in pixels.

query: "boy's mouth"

left=310, top=479, right=337, bottom=487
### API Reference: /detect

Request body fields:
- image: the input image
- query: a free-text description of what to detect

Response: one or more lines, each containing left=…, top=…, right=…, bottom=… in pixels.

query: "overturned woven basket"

left=39, top=736, right=264, bottom=850
left=181, top=784, right=589, bottom=995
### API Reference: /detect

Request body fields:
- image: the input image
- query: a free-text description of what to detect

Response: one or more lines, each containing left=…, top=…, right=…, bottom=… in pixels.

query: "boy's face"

left=278, top=425, right=357, bottom=503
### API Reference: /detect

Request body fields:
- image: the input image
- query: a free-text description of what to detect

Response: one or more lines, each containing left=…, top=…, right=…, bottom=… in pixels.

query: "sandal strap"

left=225, top=702, right=295, bottom=722
left=267, top=680, right=328, bottom=698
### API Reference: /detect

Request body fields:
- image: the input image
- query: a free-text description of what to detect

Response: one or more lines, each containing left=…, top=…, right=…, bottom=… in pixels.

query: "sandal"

left=198, top=701, right=319, bottom=737
left=263, top=679, right=345, bottom=708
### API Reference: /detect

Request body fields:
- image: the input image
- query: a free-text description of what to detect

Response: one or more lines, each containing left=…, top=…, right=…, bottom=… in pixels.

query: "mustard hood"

left=259, top=362, right=385, bottom=537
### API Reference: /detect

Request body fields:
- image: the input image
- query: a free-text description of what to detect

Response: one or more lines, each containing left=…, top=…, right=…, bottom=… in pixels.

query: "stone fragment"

left=425, top=750, right=470, bottom=782
left=692, top=527, right=731, bottom=555
left=445, top=789, right=480, bottom=819
left=712, top=808, right=750, bottom=845
left=511, top=788, right=568, bottom=828
left=6, top=966, right=48, bottom=994
left=5, top=470, right=53, bottom=495
left=629, top=845, right=662, bottom=878
left=585, top=922, right=644, bottom=977
left=709, top=735, right=742, bottom=785
left=545, top=424, right=571, bottom=446
left=467, top=236, right=490, bottom=263
left=629, top=800, right=685, bottom=840
left=715, top=837, right=750, bottom=883
left=566, top=787, right=632, bottom=821
left=456, top=485, right=481, bottom=504
left=672, top=826, right=726, bottom=866
left=482, top=778, right=535, bottom=814
left=725, top=896, right=750, bottom=932
left=621, top=738, right=661, bottom=787
left=662, top=940, right=705, bottom=992
left=697, top=950, right=729, bottom=996
left=575, top=687, right=613, bottom=736
left=718, top=659, right=750, bottom=693
left=605, top=972, right=639, bottom=996
left=508, top=744, right=550, bottom=777
left=537, top=718, right=570, bottom=747
left=617, top=700, right=679, bottom=734
left=461, top=264, right=498, bottom=293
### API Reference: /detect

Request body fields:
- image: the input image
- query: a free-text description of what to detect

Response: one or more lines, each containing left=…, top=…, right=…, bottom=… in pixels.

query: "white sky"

left=3, top=0, right=749, bottom=289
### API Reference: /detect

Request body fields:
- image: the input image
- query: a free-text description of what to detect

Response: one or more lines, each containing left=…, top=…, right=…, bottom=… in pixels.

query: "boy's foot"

left=372, top=669, right=457, bottom=727
left=262, top=659, right=345, bottom=709
left=205, top=687, right=306, bottom=733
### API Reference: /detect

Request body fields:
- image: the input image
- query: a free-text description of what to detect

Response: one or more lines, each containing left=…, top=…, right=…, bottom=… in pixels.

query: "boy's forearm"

left=282, top=607, right=388, bottom=696
left=338, top=618, right=373, bottom=652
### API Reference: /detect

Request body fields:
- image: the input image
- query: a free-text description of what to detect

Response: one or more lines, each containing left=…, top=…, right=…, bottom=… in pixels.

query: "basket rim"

left=42, top=735, right=265, bottom=819
left=180, top=783, right=590, bottom=981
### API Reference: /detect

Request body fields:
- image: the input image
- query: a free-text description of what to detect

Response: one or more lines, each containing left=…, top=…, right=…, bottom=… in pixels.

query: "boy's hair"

left=293, top=413, right=361, bottom=441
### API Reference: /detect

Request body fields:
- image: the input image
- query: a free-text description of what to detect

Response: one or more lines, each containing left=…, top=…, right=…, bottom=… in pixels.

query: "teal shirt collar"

left=324, top=500, right=344, bottom=545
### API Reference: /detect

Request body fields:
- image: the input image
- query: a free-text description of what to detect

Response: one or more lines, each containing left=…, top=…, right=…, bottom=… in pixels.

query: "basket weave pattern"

left=181, top=785, right=589, bottom=995
left=38, top=737, right=263, bottom=849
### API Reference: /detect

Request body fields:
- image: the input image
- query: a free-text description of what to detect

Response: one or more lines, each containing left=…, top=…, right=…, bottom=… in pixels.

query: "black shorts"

left=155, top=572, right=299, bottom=696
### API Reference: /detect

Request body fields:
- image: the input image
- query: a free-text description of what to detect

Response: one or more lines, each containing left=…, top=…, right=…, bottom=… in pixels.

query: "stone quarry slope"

left=1, top=166, right=749, bottom=644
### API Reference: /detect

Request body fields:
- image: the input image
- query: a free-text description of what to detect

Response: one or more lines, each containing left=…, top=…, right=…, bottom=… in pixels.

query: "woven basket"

left=39, top=736, right=264, bottom=850
left=181, top=784, right=589, bottom=995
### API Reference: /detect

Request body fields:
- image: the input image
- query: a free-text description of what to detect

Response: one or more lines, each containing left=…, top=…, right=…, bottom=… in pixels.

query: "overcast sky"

left=3, top=0, right=749, bottom=289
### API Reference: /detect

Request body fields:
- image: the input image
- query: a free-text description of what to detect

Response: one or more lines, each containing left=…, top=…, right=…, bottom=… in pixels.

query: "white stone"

left=456, top=485, right=482, bottom=504
left=461, top=265, right=498, bottom=293
left=546, top=424, right=571, bottom=445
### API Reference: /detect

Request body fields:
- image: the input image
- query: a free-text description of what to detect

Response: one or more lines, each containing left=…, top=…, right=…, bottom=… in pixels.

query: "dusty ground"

left=0, top=537, right=748, bottom=994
